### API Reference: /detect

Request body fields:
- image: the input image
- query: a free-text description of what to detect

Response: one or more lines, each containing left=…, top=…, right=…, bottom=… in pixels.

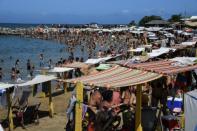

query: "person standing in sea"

left=30, top=65, right=35, bottom=78
left=27, top=59, right=31, bottom=75
left=39, top=53, right=44, bottom=67
left=15, top=59, right=20, bottom=71
left=11, top=67, right=16, bottom=81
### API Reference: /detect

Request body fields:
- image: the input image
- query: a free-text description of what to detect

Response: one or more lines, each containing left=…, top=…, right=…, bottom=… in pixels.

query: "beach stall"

left=0, top=83, right=14, bottom=130
left=65, top=65, right=162, bottom=131
left=126, top=57, right=197, bottom=74
left=147, top=47, right=176, bottom=59
left=0, top=75, right=57, bottom=130
left=48, top=67, right=74, bottom=91
left=124, top=57, right=197, bottom=130
left=17, top=74, right=57, bottom=118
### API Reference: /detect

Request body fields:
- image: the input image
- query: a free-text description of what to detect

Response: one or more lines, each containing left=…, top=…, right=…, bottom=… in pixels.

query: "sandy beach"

left=0, top=90, right=71, bottom=131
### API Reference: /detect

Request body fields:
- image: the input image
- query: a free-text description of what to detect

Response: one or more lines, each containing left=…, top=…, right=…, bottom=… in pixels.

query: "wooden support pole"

left=40, top=69, right=47, bottom=97
left=196, top=48, right=197, bottom=57
left=75, top=82, right=83, bottom=131
left=6, top=89, right=14, bottom=131
left=63, top=82, right=67, bottom=94
left=32, top=84, right=38, bottom=97
left=135, top=84, right=142, bottom=131
left=63, top=72, right=67, bottom=93
left=48, top=81, right=54, bottom=118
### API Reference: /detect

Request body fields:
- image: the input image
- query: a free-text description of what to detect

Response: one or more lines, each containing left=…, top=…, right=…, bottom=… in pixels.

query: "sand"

left=0, top=90, right=71, bottom=131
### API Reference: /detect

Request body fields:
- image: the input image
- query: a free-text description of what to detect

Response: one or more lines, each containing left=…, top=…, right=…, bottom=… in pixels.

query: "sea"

left=0, top=35, right=88, bottom=82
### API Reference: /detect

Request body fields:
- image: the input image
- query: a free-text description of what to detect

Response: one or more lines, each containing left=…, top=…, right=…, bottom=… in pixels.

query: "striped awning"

left=126, top=59, right=197, bottom=75
left=66, top=65, right=162, bottom=88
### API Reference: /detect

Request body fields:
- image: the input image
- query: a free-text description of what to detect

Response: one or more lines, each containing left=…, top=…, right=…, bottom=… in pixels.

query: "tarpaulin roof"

left=85, top=54, right=122, bottom=64
left=18, top=75, right=57, bottom=87
left=66, top=65, right=162, bottom=88
left=96, top=64, right=112, bottom=70
left=48, top=67, right=74, bottom=73
left=126, top=57, right=197, bottom=75
left=108, top=56, right=149, bottom=65
left=147, top=47, right=176, bottom=58
left=62, top=62, right=89, bottom=69
left=0, top=83, right=14, bottom=90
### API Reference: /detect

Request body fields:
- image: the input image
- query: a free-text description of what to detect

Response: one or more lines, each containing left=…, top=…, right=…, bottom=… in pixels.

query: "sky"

left=0, top=0, right=197, bottom=24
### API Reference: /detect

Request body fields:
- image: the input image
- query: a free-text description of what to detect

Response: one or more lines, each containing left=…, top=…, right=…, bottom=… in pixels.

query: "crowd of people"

left=65, top=69, right=197, bottom=131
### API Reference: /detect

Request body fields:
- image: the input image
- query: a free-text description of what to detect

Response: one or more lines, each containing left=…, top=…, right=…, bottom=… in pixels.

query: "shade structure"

left=66, top=65, right=162, bottom=88
left=126, top=58, right=197, bottom=75
left=48, top=67, right=74, bottom=73
left=62, top=62, right=89, bottom=69
left=18, top=75, right=57, bottom=87
left=0, top=83, right=14, bottom=90
left=147, top=47, right=176, bottom=58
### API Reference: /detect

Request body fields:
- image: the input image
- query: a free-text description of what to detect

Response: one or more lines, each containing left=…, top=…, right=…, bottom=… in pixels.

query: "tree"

left=139, top=15, right=163, bottom=26
left=168, top=14, right=182, bottom=22
left=128, top=20, right=136, bottom=26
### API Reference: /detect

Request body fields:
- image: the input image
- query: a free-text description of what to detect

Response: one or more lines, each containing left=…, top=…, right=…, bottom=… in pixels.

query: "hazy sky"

left=0, top=0, right=197, bottom=24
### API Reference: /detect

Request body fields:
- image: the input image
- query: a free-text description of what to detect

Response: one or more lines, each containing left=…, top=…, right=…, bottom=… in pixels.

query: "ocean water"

left=0, top=36, right=88, bottom=82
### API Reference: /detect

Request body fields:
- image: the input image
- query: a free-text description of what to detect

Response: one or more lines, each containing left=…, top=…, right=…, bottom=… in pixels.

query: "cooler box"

left=167, top=97, right=183, bottom=111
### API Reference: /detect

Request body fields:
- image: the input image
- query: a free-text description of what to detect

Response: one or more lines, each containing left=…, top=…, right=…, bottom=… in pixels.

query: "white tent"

left=48, top=67, right=74, bottom=73
left=128, top=47, right=145, bottom=52
left=17, top=75, right=57, bottom=87
left=148, top=47, right=176, bottom=58
left=85, top=55, right=122, bottom=64
left=184, top=90, right=197, bottom=131
left=0, top=83, right=14, bottom=90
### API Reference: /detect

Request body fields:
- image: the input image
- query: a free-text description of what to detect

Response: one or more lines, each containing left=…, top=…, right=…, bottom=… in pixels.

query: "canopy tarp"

left=96, top=64, right=112, bottom=70
left=18, top=75, right=57, bottom=87
left=66, top=66, right=162, bottom=88
left=128, top=48, right=145, bottom=52
left=62, top=62, right=89, bottom=69
left=147, top=47, right=176, bottom=58
left=108, top=56, right=149, bottom=65
left=0, top=83, right=14, bottom=90
left=85, top=56, right=112, bottom=64
left=184, top=90, right=197, bottom=131
left=85, top=54, right=122, bottom=64
left=126, top=57, right=197, bottom=75
left=48, top=67, right=74, bottom=73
